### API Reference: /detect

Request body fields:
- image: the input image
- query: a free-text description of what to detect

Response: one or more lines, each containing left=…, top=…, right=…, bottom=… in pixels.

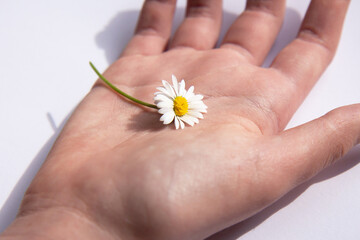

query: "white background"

left=1, top=0, right=360, bottom=239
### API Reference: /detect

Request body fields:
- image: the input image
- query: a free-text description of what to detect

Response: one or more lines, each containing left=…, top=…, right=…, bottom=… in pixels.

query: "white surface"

left=0, top=0, right=359, bottom=239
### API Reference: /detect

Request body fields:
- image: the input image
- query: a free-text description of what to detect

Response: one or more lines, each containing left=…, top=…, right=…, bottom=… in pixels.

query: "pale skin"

left=1, top=0, right=359, bottom=239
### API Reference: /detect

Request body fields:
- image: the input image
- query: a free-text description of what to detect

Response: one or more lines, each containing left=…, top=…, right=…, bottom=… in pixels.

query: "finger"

left=271, top=104, right=360, bottom=189
left=121, top=0, right=177, bottom=56
left=220, top=0, right=286, bottom=65
left=169, top=0, right=222, bottom=50
left=267, top=0, right=350, bottom=127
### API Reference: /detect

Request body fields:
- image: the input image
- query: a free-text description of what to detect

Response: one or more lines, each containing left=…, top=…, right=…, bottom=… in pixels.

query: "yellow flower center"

left=173, top=96, right=188, bottom=116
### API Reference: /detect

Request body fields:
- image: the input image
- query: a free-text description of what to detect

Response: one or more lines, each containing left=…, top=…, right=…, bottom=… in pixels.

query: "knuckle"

left=187, top=0, right=219, bottom=19
left=320, top=110, right=355, bottom=167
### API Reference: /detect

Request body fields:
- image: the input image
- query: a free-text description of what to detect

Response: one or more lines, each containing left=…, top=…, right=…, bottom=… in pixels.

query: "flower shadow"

left=127, top=110, right=166, bottom=132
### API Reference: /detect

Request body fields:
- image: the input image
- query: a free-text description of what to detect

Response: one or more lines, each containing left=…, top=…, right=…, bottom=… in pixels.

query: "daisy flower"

left=154, top=75, right=207, bottom=130
left=90, top=63, right=207, bottom=130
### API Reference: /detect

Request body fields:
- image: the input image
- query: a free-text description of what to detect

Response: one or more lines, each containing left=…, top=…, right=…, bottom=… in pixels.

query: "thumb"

left=275, top=104, right=360, bottom=185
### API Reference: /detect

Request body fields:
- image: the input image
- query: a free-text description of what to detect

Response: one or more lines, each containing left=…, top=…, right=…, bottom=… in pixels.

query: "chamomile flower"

left=90, top=63, right=208, bottom=130
left=154, top=75, right=207, bottom=129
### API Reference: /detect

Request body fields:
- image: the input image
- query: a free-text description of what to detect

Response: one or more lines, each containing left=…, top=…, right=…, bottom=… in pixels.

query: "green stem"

left=89, top=62, right=158, bottom=109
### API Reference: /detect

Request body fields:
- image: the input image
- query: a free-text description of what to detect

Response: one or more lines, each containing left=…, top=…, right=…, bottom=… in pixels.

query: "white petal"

left=189, top=103, right=207, bottom=111
left=198, top=108, right=207, bottom=113
left=190, top=105, right=207, bottom=113
left=160, top=111, right=175, bottom=124
left=179, top=119, right=185, bottom=129
left=188, top=99, right=206, bottom=105
left=162, top=80, right=176, bottom=98
left=158, top=107, right=173, bottom=114
left=187, top=115, right=199, bottom=124
left=187, top=93, right=203, bottom=102
left=179, top=115, right=194, bottom=126
left=154, top=94, right=173, bottom=103
left=172, top=75, right=179, bottom=96
left=178, top=80, right=186, bottom=96
left=189, top=99, right=207, bottom=106
left=188, top=111, right=203, bottom=119
left=156, top=87, right=174, bottom=99
left=157, top=101, right=174, bottom=109
left=184, top=86, right=194, bottom=99
left=192, top=94, right=204, bottom=101
left=154, top=96, right=173, bottom=105
left=174, top=117, right=180, bottom=130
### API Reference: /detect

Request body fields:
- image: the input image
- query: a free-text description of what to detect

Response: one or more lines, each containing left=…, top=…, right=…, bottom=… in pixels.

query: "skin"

left=1, top=0, right=359, bottom=239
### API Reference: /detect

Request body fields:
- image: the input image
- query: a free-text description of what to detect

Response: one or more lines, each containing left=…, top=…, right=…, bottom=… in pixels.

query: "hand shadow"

left=95, top=7, right=190, bottom=64
left=206, top=145, right=360, bottom=240
left=0, top=112, right=71, bottom=233
left=95, top=5, right=300, bottom=68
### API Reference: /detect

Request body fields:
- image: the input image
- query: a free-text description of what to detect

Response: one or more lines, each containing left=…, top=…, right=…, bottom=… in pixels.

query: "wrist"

left=0, top=207, right=116, bottom=240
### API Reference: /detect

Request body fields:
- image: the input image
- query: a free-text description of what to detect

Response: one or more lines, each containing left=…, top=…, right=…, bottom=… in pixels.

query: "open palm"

left=2, top=1, right=360, bottom=240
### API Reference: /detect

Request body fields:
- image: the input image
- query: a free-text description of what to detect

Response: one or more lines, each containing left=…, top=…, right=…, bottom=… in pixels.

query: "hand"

left=1, top=0, right=358, bottom=239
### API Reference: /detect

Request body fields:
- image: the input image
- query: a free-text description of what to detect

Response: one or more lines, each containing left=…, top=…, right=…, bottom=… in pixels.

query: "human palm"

left=2, top=1, right=360, bottom=240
